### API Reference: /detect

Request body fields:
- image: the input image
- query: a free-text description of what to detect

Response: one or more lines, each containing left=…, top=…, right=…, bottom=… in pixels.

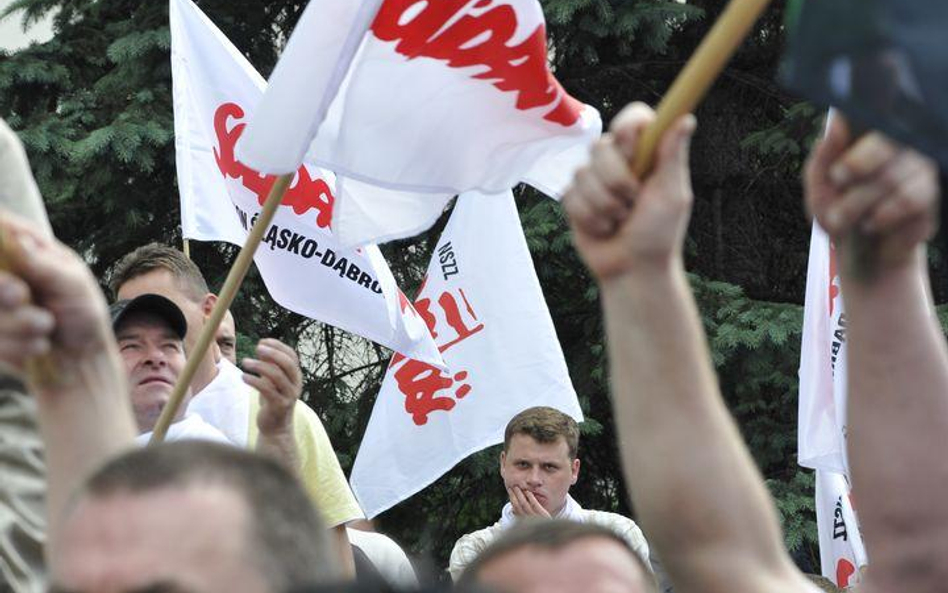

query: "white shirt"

left=449, top=503, right=651, bottom=581
left=347, top=528, right=418, bottom=589
left=186, top=359, right=251, bottom=446
left=136, top=413, right=233, bottom=446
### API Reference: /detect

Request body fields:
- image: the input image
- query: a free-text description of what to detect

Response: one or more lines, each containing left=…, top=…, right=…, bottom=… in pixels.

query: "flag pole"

left=632, top=0, right=773, bottom=177
left=183, top=238, right=191, bottom=259
left=150, top=173, right=293, bottom=443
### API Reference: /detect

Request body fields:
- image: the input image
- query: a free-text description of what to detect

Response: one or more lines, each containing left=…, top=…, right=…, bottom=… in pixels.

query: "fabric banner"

left=815, top=470, right=867, bottom=588
left=350, top=190, right=581, bottom=517
left=236, top=0, right=601, bottom=247
left=169, top=0, right=443, bottom=367
left=798, top=222, right=848, bottom=474
left=797, top=220, right=867, bottom=585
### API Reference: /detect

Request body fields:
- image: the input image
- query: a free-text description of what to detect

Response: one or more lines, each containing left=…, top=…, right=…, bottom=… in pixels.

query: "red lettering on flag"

left=828, top=241, right=841, bottom=316
left=391, top=284, right=484, bottom=425
left=836, top=559, right=856, bottom=587
left=214, top=102, right=334, bottom=228
left=371, top=0, right=583, bottom=127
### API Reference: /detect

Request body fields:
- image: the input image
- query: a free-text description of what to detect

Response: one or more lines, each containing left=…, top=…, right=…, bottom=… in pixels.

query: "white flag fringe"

left=350, top=190, right=581, bottom=517
left=236, top=0, right=602, bottom=247
left=170, top=0, right=443, bottom=368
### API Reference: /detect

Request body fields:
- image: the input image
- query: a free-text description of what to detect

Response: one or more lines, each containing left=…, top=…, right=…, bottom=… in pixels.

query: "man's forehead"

left=507, top=433, right=572, bottom=457
left=478, top=538, right=649, bottom=592
left=56, top=486, right=254, bottom=593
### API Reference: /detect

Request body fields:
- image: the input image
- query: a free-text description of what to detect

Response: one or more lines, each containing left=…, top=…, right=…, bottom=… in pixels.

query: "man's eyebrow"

left=129, top=582, right=197, bottom=593
left=159, top=330, right=181, bottom=342
left=49, top=580, right=197, bottom=593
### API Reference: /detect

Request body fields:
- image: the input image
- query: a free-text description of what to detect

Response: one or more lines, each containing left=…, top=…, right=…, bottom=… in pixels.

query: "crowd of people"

left=0, top=102, right=944, bottom=593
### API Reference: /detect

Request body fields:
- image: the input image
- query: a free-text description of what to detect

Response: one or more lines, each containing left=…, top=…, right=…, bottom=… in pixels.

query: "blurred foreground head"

left=51, top=441, right=335, bottom=593
left=457, top=519, right=655, bottom=593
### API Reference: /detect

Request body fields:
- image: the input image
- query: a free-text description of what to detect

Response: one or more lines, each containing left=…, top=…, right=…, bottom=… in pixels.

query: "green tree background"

left=3, top=0, right=941, bottom=580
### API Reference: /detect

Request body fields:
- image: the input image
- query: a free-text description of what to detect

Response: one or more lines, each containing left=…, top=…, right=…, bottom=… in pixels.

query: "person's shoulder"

left=581, top=509, right=650, bottom=557
left=451, top=522, right=501, bottom=557
left=289, top=400, right=331, bottom=445
left=348, top=529, right=408, bottom=559
left=180, top=414, right=234, bottom=444
left=449, top=522, right=502, bottom=581
left=582, top=508, right=640, bottom=530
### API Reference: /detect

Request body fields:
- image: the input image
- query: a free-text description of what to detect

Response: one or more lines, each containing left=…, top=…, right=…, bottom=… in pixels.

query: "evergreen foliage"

left=6, top=0, right=936, bottom=579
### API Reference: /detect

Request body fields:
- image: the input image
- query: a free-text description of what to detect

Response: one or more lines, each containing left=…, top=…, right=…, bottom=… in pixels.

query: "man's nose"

left=143, top=345, right=168, bottom=366
left=526, top=468, right=542, bottom=486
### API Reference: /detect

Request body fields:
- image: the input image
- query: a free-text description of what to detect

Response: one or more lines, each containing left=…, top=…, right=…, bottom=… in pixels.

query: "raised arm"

left=563, top=103, right=810, bottom=593
left=0, top=214, right=136, bottom=554
left=804, top=117, right=948, bottom=592
left=245, top=337, right=302, bottom=472
left=243, top=337, right=357, bottom=579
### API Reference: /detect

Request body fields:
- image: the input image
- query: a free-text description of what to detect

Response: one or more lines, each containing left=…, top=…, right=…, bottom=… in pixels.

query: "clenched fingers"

left=0, top=272, right=53, bottom=366
left=821, top=150, right=919, bottom=236
left=862, top=155, right=939, bottom=235
left=563, top=178, right=617, bottom=238
left=829, top=131, right=899, bottom=188
left=589, top=135, right=641, bottom=203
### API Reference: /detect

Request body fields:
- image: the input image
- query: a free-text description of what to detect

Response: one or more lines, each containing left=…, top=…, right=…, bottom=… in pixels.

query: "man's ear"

left=202, top=293, right=218, bottom=318
left=203, top=294, right=221, bottom=362
left=571, top=458, right=581, bottom=485
left=499, top=450, right=507, bottom=479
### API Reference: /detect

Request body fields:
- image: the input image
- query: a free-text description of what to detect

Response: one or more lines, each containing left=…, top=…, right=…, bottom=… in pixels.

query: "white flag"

left=350, top=190, right=581, bottom=517
left=815, top=470, right=867, bottom=588
left=798, top=221, right=867, bottom=585
left=170, top=0, right=443, bottom=367
left=798, top=222, right=848, bottom=473
left=236, top=0, right=602, bottom=247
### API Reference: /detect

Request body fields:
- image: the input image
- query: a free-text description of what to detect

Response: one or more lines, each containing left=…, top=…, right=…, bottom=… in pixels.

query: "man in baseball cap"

left=110, top=294, right=229, bottom=444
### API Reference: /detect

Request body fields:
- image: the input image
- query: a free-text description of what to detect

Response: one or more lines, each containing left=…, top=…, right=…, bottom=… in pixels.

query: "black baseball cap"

left=109, top=294, right=188, bottom=340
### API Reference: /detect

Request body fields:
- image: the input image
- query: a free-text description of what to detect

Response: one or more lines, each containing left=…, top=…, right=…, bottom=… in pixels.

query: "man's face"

left=500, top=434, right=580, bottom=515
left=115, top=312, right=186, bottom=432
left=216, top=311, right=237, bottom=365
left=117, top=269, right=212, bottom=356
left=475, top=537, right=651, bottom=593
left=53, top=485, right=269, bottom=593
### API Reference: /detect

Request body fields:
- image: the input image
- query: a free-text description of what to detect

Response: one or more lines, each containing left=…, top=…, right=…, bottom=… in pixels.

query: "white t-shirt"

left=347, top=528, right=418, bottom=589
left=136, top=413, right=233, bottom=446
left=449, top=503, right=651, bottom=581
left=186, top=359, right=251, bottom=446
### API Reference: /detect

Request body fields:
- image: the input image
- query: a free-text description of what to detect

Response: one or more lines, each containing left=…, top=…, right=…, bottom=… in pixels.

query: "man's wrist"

left=839, top=243, right=926, bottom=293
left=256, top=407, right=296, bottom=437
left=599, top=255, right=685, bottom=297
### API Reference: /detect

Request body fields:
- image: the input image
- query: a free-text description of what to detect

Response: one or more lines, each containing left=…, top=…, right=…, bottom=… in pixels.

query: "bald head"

left=458, top=520, right=654, bottom=593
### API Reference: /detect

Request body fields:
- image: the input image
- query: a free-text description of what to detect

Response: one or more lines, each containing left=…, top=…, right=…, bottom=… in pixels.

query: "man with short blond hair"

left=449, top=406, right=650, bottom=581
left=504, top=405, right=580, bottom=459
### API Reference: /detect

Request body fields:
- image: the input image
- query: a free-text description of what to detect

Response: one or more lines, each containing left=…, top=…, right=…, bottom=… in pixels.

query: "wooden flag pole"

left=150, top=173, right=294, bottom=443
left=183, top=238, right=191, bottom=260
left=632, top=0, right=773, bottom=177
